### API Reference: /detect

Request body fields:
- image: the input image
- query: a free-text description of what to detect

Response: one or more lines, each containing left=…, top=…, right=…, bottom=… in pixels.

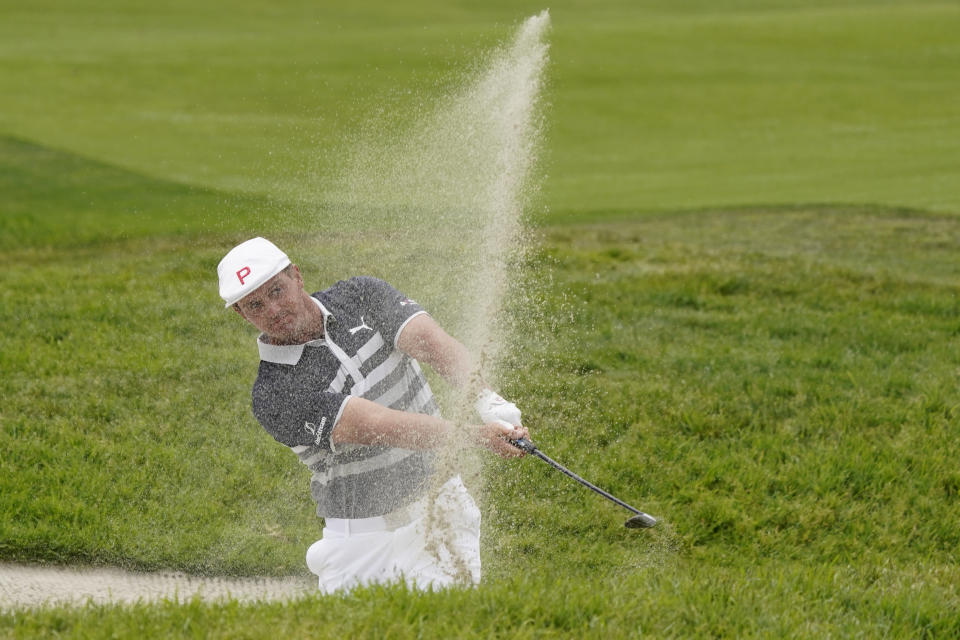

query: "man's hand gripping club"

left=475, top=388, right=528, bottom=458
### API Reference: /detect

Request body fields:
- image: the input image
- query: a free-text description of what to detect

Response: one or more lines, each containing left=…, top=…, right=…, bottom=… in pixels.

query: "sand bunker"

left=0, top=562, right=313, bottom=610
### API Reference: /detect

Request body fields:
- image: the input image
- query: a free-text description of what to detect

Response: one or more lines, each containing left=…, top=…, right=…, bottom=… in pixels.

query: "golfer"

left=218, top=237, right=529, bottom=592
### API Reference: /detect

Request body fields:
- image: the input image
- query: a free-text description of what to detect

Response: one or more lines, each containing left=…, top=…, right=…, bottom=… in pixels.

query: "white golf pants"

left=305, top=475, right=481, bottom=593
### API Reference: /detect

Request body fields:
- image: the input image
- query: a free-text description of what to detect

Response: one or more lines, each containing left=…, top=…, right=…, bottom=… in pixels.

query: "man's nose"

left=266, top=299, right=284, bottom=317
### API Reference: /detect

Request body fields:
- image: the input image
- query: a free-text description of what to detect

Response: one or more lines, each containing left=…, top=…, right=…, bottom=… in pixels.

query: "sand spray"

left=322, top=11, right=551, bottom=582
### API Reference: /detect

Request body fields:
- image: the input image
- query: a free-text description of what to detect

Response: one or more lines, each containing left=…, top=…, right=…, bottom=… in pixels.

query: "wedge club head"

left=625, top=513, right=657, bottom=529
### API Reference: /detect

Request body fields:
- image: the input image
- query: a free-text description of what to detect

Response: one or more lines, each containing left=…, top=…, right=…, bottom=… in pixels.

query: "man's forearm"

left=396, top=315, right=480, bottom=390
left=420, top=339, right=476, bottom=390
left=332, top=396, right=453, bottom=450
left=331, top=395, right=528, bottom=458
left=397, top=315, right=521, bottom=425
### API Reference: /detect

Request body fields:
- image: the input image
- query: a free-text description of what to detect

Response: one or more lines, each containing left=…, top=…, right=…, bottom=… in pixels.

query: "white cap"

left=217, top=237, right=291, bottom=307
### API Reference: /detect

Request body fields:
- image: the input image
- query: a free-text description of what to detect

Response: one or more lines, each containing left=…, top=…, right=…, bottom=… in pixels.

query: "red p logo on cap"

left=218, top=237, right=290, bottom=308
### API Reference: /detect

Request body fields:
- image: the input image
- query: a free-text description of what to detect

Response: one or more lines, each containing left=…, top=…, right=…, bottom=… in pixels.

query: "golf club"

left=510, top=437, right=657, bottom=529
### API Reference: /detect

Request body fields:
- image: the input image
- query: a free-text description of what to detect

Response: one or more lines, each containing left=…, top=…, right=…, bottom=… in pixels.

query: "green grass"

left=1, top=1, right=959, bottom=217
left=3, top=0, right=960, bottom=637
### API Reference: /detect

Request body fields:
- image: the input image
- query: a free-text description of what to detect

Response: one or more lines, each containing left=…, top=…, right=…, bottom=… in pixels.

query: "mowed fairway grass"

left=2, top=1, right=960, bottom=638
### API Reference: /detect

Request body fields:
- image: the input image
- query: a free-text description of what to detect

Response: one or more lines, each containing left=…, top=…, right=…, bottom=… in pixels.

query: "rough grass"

left=3, top=143, right=960, bottom=632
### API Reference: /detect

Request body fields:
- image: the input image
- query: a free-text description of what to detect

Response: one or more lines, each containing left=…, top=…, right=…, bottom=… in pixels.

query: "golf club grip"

left=510, top=437, right=538, bottom=454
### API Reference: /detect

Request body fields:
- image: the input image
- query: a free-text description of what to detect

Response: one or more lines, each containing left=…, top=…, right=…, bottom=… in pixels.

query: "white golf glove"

left=475, top=388, right=522, bottom=426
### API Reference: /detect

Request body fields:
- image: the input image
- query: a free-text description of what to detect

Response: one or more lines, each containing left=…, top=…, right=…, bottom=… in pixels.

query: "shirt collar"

left=256, top=296, right=333, bottom=365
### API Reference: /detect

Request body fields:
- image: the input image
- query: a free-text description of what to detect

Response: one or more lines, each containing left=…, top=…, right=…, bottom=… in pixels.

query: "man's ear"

left=290, top=264, right=304, bottom=287
left=232, top=304, right=247, bottom=320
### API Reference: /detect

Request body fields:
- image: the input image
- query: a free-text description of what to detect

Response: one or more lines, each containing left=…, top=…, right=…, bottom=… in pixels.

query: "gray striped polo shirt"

left=251, top=276, right=439, bottom=519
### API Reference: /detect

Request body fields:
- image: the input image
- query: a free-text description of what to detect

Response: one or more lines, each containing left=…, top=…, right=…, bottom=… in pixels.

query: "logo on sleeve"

left=303, top=417, right=328, bottom=446
left=399, top=298, right=417, bottom=306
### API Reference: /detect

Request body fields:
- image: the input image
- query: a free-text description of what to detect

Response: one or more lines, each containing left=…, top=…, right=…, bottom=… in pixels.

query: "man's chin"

left=266, top=327, right=308, bottom=346
left=270, top=318, right=295, bottom=335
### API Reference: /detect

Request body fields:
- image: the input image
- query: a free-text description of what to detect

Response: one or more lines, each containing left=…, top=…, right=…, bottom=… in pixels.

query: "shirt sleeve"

left=351, top=276, right=427, bottom=347
left=251, top=368, right=348, bottom=451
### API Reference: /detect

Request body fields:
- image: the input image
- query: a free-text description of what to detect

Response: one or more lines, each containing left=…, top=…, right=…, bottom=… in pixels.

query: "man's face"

left=234, top=266, right=317, bottom=344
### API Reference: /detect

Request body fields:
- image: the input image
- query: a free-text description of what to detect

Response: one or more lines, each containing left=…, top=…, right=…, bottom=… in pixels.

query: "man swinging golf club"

left=218, top=237, right=529, bottom=593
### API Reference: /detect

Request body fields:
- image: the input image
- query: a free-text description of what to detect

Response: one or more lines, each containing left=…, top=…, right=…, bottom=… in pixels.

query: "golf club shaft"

left=531, top=449, right=646, bottom=516
left=512, top=438, right=653, bottom=519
